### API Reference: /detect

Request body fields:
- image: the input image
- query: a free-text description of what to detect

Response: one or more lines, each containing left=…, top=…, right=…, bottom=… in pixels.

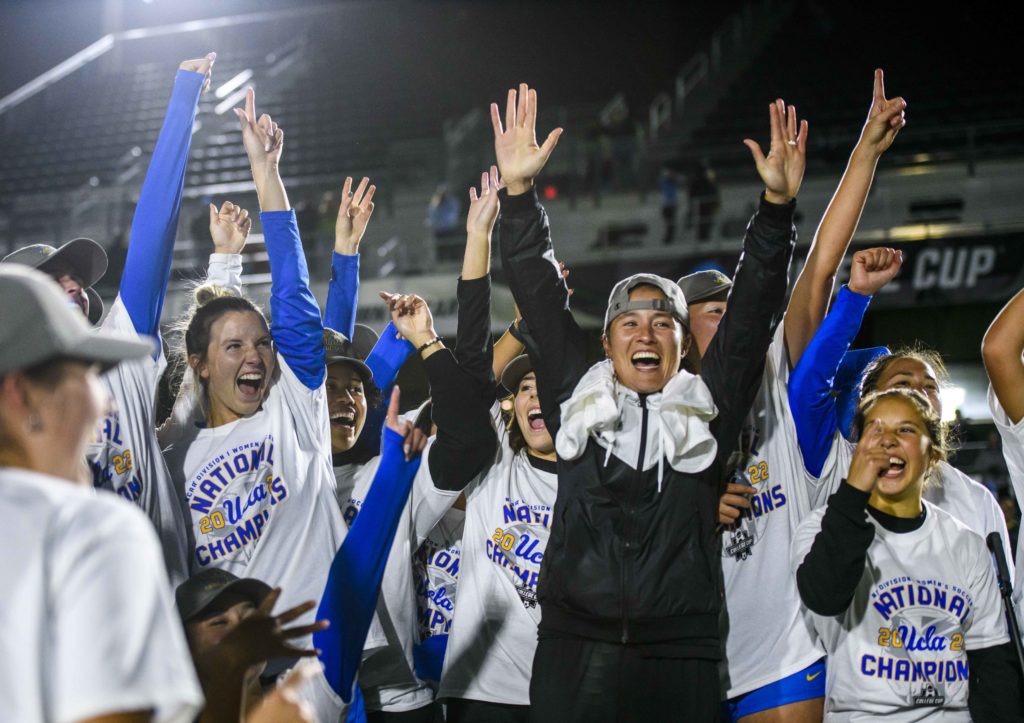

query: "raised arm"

left=325, top=176, right=376, bottom=338
left=315, top=388, right=427, bottom=703
left=382, top=292, right=497, bottom=491
left=493, top=84, right=589, bottom=434
left=119, top=55, right=214, bottom=339
left=700, top=99, right=804, bottom=451
left=234, top=88, right=324, bottom=389
left=206, top=200, right=250, bottom=294
left=983, top=286, right=1024, bottom=423
left=783, top=69, right=906, bottom=366
left=788, top=248, right=902, bottom=476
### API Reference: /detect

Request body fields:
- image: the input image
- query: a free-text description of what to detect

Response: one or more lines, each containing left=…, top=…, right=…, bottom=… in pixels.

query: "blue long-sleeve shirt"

left=325, top=252, right=360, bottom=340
left=261, top=210, right=326, bottom=390
left=314, top=426, right=422, bottom=703
left=119, top=69, right=204, bottom=342
left=788, top=285, right=872, bottom=477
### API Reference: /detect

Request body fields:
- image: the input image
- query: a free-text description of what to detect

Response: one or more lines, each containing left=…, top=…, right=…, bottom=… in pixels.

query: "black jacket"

left=498, top=188, right=795, bottom=655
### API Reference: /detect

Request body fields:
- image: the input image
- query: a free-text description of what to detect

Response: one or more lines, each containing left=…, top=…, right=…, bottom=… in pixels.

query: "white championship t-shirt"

left=160, top=355, right=346, bottom=635
left=438, top=404, right=558, bottom=705
left=719, top=324, right=825, bottom=698
left=0, top=468, right=202, bottom=723
left=87, top=297, right=191, bottom=586
left=415, top=507, right=465, bottom=650
left=334, top=439, right=460, bottom=713
left=791, top=500, right=1008, bottom=721
left=986, top=385, right=1024, bottom=625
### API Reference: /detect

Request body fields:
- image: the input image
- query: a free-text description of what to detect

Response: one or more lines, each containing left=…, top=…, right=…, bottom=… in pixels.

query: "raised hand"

left=179, top=52, right=216, bottom=94
left=209, top=201, right=251, bottom=254
left=335, top=176, right=376, bottom=255
left=379, top=292, right=438, bottom=350
left=245, top=660, right=318, bottom=723
left=847, top=424, right=896, bottom=493
left=385, top=386, right=428, bottom=460
left=743, top=99, right=808, bottom=204
left=490, top=83, right=564, bottom=195
left=847, top=247, right=903, bottom=297
left=234, top=88, right=284, bottom=170
left=859, top=69, right=907, bottom=155
left=218, top=588, right=327, bottom=669
left=466, top=166, right=504, bottom=238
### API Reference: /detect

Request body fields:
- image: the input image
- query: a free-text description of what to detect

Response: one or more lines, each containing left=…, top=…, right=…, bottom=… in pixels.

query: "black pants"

left=367, top=702, right=443, bottom=723
left=447, top=698, right=530, bottom=723
left=529, top=637, right=720, bottom=722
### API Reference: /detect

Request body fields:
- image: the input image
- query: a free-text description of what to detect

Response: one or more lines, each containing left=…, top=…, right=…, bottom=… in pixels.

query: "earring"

left=27, top=413, right=43, bottom=433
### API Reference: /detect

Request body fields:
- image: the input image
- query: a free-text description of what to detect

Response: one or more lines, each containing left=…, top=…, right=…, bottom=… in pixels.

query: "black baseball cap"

left=676, top=270, right=733, bottom=304
left=500, top=354, right=535, bottom=395
left=2, top=238, right=108, bottom=325
left=324, top=323, right=378, bottom=383
left=175, top=568, right=273, bottom=622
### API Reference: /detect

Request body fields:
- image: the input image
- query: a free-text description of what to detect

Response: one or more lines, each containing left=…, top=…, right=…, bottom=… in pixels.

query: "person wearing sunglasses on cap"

left=490, top=82, right=800, bottom=720
left=0, top=265, right=202, bottom=723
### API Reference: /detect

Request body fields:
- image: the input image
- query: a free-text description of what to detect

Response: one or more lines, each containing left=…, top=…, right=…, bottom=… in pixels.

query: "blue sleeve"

left=314, top=427, right=421, bottom=703
left=325, top=252, right=360, bottom=339
left=788, top=285, right=872, bottom=477
left=354, top=322, right=414, bottom=457
left=413, top=634, right=448, bottom=683
left=118, top=70, right=204, bottom=340
left=261, top=210, right=326, bottom=389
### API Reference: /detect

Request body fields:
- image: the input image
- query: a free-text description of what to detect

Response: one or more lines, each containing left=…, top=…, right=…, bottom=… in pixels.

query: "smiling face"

left=326, top=362, right=368, bottom=453
left=192, top=310, right=276, bottom=426
left=687, top=299, right=727, bottom=358
left=513, top=372, right=554, bottom=457
left=602, top=285, right=687, bottom=394
left=860, top=395, right=937, bottom=506
left=872, top=357, right=942, bottom=416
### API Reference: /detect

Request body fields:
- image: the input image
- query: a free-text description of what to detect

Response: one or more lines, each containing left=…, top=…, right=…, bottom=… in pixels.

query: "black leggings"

left=529, top=637, right=720, bottom=722
left=446, top=698, right=530, bottom=723
left=367, top=702, right=443, bottom=723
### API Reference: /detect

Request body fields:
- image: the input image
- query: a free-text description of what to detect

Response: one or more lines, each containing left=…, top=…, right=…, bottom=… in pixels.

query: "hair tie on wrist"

left=417, top=336, right=442, bottom=353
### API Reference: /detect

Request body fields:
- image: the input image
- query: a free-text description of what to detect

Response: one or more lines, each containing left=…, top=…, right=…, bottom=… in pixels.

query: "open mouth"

left=331, top=411, right=356, bottom=431
left=882, top=456, right=907, bottom=478
left=237, top=372, right=264, bottom=398
left=631, top=350, right=661, bottom=370
left=526, top=407, right=545, bottom=432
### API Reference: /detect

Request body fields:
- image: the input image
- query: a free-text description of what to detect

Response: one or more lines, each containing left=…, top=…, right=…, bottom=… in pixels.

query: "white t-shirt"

left=87, top=297, right=191, bottom=586
left=415, top=507, right=465, bottom=644
left=985, top=385, right=1024, bottom=625
left=0, top=468, right=203, bottom=723
left=160, top=355, right=345, bottom=637
left=438, top=404, right=558, bottom=705
left=818, top=436, right=1013, bottom=586
left=334, top=441, right=460, bottom=713
left=791, top=500, right=1008, bottom=721
left=719, top=324, right=824, bottom=698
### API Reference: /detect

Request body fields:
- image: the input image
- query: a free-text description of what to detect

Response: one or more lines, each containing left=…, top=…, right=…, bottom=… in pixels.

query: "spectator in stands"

left=686, top=159, right=720, bottom=242
left=659, top=167, right=680, bottom=244
left=793, top=388, right=1023, bottom=720
left=1, top=54, right=217, bottom=588
left=426, top=183, right=461, bottom=262
left=491, top=82, right=799, bottom=720
left=0, top=264, right=203, bottom=723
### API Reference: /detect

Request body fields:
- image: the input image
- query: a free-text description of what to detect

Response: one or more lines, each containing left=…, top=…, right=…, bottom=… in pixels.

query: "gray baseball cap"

left=604, top=273, right=689, bottom=331
left=324, top=323, right=377, bottom=383
left=175, top=568, right=273, bottom=622
left=0, top=265, right=152, bottom=376
left=676, top=270, right=732, bottom=305
left=2, top=238, right=108, bottom=325
left=500, top=354, right=534, bottom=394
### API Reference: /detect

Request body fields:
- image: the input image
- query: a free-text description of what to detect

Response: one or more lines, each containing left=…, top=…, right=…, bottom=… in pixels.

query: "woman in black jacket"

left=489, top=83, right=806, bottom=721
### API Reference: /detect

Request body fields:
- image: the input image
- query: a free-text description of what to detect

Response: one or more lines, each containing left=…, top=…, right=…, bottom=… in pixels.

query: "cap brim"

left=73, top=331, right=153, bottom=372
left=37, top=238, right=108, bottom=289
left=500, top=355, right=533, bottom=394
left=183, top=578, right=274, bottom=622
left=86, top=287, right=104, bottom=325
left=688, top=287, right=731, bottom=304
left=325, top=354, right=373, bottom=384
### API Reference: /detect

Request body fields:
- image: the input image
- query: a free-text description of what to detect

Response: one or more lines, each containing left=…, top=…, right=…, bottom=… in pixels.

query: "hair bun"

left=193, top=283, right=232, bottom=308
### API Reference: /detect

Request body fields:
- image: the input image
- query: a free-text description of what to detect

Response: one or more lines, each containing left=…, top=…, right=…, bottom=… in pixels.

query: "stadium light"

left=215, top=69, right=253, bottom=100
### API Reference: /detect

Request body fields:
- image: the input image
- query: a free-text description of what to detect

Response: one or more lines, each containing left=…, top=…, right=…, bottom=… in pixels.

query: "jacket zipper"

left=622, top=395, right=648, bottom=643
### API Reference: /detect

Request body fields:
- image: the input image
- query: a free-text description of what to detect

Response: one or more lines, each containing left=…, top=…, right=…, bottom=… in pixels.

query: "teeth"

left=527, top=408, right=543, bottom=420
left=239, top=373, right=263, bottom=381
left=632, top=351, right=660, bottom=362
left=889, top=457, right=904, bottom=465
left=331, top=412, right=355, bottom=423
